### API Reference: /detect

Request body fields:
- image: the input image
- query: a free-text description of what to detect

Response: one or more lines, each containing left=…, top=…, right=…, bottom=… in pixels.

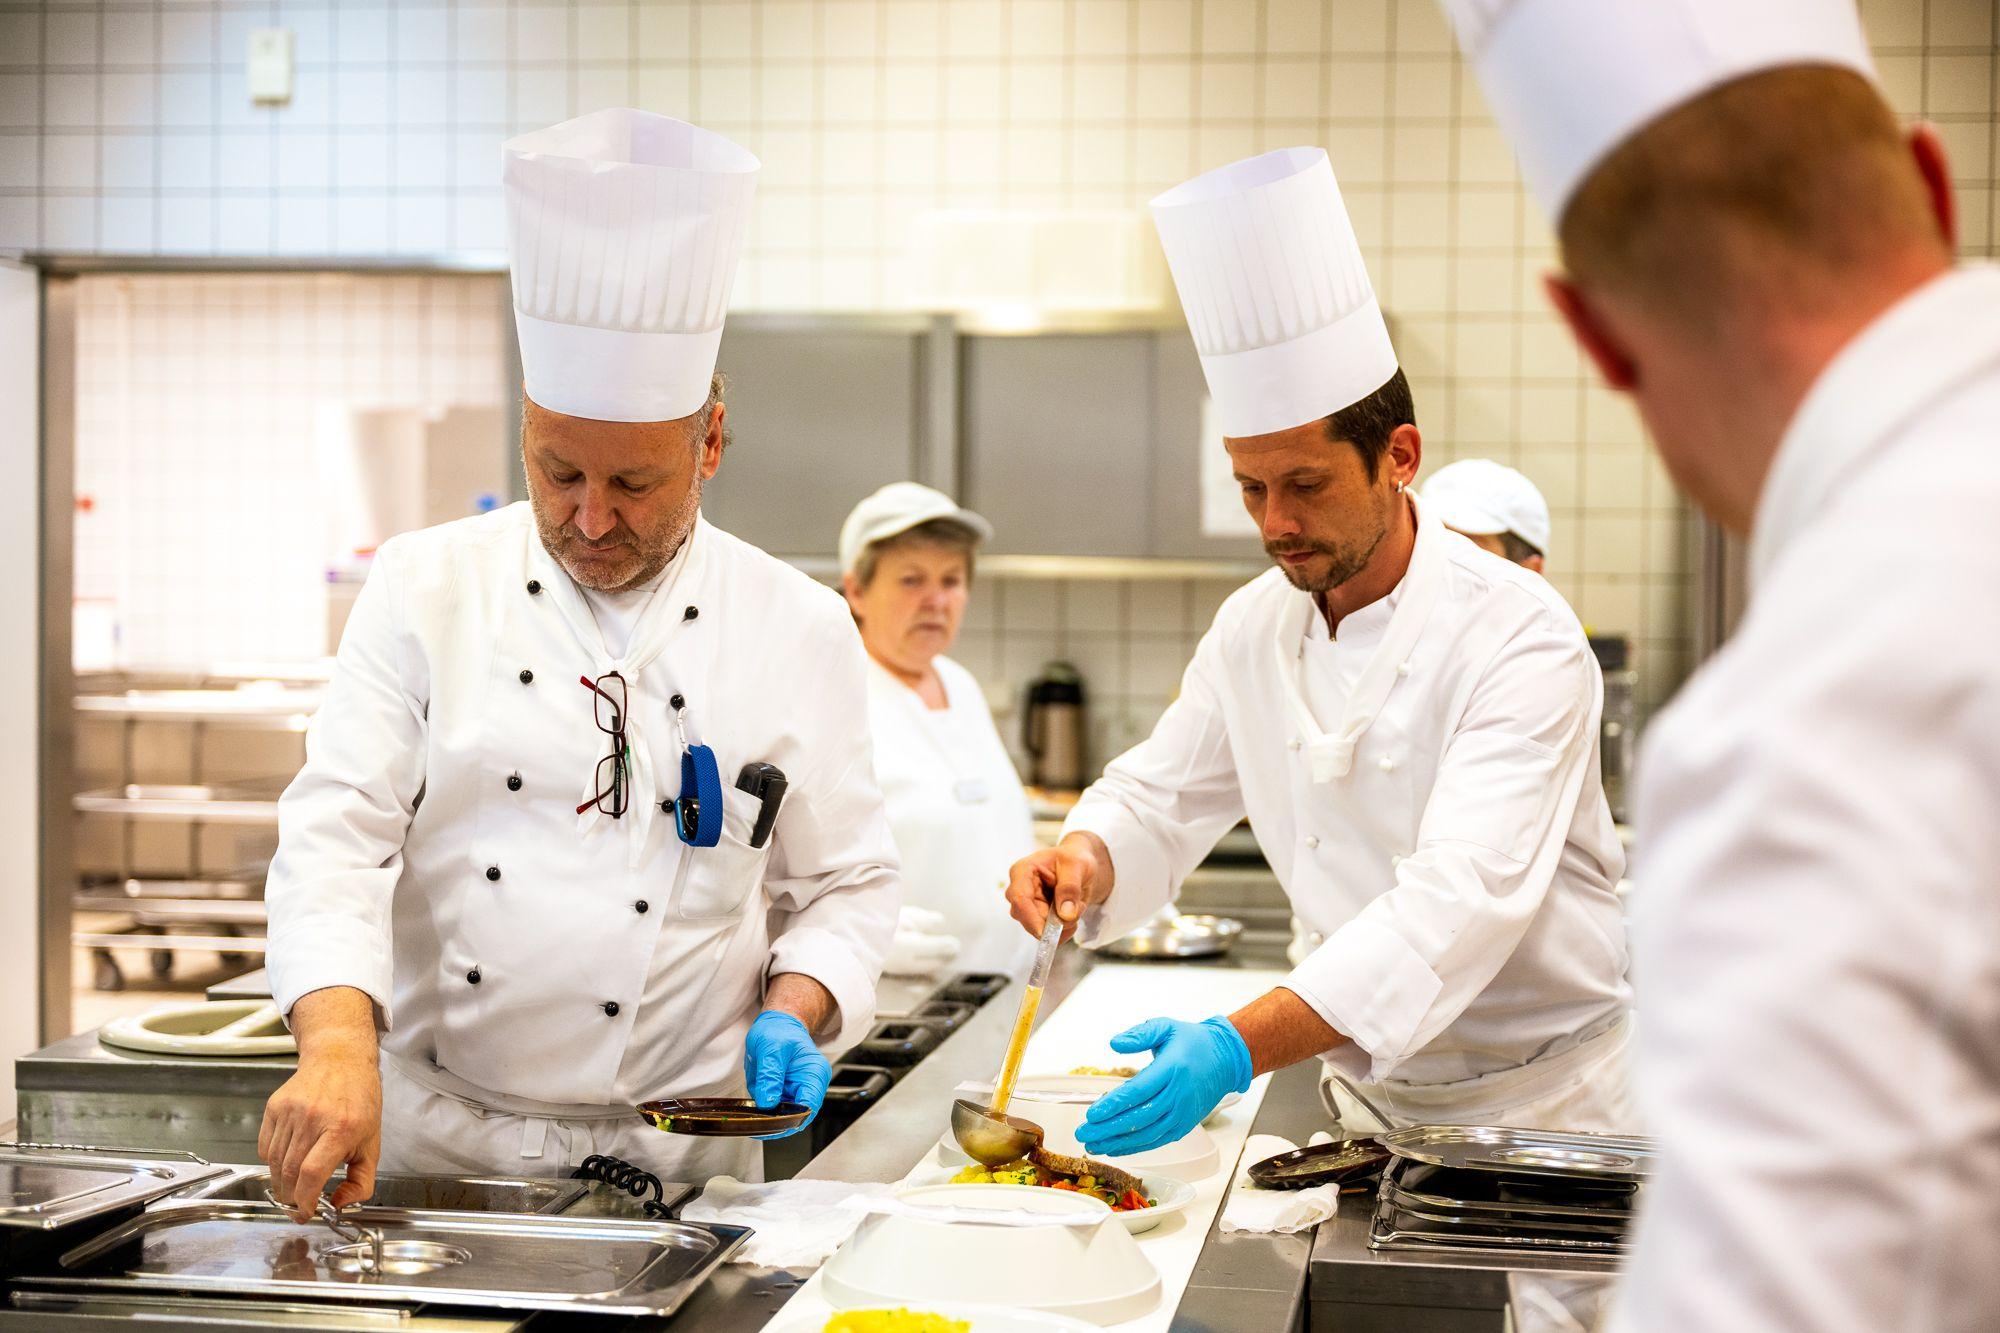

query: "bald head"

left=1542, top=65, right=1956, bottom=532
left=1562, top=66, right=1951, bottom=328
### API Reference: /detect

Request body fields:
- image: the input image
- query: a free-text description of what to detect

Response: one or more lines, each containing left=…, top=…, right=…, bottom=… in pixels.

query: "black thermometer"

left=735, top=762, right=787, bottom=849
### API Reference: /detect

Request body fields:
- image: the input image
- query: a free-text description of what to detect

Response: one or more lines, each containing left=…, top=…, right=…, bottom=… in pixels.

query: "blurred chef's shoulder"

left=0, top=0, right=1987, bottom=1328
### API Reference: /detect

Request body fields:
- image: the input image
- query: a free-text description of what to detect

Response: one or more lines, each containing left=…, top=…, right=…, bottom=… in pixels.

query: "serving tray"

left=20, top=1202, right=748, bottom=1318
left=0, top=1144, right=227, bottom=1232
left=1380, top=1126, right=1654, bottom=1182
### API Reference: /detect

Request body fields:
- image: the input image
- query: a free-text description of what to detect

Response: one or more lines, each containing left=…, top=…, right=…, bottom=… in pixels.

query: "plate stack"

left=1368, top=1126, right=1652, bottom=1261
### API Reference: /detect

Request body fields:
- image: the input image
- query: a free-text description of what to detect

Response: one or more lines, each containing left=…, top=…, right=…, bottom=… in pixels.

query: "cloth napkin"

left=679, top=1177, right=900, bottom=1267
left=1219, top=1133, right=1342, bottom=1234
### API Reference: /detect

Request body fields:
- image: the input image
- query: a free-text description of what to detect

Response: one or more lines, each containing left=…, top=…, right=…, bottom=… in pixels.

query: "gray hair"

left=1498, top=530, right=1544, bottom=565
left=690, top=372, right=731, bottom=454
left=852, top=518, right=982, bottom=591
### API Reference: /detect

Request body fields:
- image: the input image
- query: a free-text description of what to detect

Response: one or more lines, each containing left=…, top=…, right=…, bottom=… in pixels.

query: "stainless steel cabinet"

left=962, top=330, right=1265, bottom=560
left=700, top=318, right=938, bottom=557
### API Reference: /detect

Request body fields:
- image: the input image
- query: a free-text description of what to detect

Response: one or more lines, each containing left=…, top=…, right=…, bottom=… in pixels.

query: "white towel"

left=1218, top=1133, right=1342, bottom=1235
left=679, top=1177, right=899, bottom=1268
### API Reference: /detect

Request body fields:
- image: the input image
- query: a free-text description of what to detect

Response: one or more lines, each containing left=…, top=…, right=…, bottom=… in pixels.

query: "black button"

left=518, top=669, right=534, bottom=684
left=526, top=579, right=542, bottom=595
left=485, top=865, right=501, bottom=881
left=670, top=693, right=685, bottom=710
left=635, top=900, right=649, bottom=914
left=506, top=773, right=522, bottom=792
left=660, top=799, right=673, bottom=813
left=602, top=1001, right=620, bottom=1017
left=683, top=605, right=699, bottom=621
left=467, top=968, right=481, bottom=985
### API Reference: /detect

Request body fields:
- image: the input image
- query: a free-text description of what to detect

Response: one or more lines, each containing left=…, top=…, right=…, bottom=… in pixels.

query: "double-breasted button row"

left=464, top=967, right=621, bottom=1019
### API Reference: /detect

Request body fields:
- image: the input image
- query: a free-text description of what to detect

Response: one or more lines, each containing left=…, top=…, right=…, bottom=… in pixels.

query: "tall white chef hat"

left=503, top=108, right=759, bottom=423
left=1439, top=0, right=1876, bottom=220
left=1150, top=148, right=1399, bottom=440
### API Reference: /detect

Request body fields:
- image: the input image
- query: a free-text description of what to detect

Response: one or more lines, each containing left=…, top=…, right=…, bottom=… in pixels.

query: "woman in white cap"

left=840, top=483, right=1036, bottom=978
left=257, top=110, right=900, bottom=1210
left=1444, top=2, right=2000, bottom=1330
left=1420, top=459, right=1551, bottom=573
left=1005, top=146, right=1632, bottom=1157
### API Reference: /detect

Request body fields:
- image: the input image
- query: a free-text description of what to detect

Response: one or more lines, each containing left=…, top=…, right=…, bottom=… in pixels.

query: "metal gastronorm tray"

left=1384, top=1160, right=1639, bottom=1223
left=19, top=1202, right=749, bottom=1318
left=1381, top=1126, right=1655, bottom=1182
left=0, top=1143, right=228, bottom=1232
left=1369, top=1196, right=1628, bottom=1259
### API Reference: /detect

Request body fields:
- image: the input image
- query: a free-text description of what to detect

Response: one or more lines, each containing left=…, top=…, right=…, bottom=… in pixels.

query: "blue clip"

left=675, top=744, right=723, bottom=847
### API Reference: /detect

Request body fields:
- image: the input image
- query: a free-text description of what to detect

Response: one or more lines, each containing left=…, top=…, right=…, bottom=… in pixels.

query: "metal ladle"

left=265, top=1187, right=383, bottom=1275
left=951, top=906, right=1065, bottom=1167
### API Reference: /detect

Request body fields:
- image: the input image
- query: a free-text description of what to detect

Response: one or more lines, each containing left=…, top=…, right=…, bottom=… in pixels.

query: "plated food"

left=823, top=1311, right=969, bottom=1333
left=950, top=1148, right=1154, bottom=1213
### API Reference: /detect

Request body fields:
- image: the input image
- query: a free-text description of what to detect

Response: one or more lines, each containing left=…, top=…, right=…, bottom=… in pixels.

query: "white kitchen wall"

left=72, top=271, right=507, bottom=665
left=14, top=0, right=1997, bottom=714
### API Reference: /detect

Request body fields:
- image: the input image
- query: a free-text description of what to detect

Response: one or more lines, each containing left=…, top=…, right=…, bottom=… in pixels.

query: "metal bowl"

left=636, top=1098, right=810, bottom=1137
left=1095, top=914, right=1243, bottom=961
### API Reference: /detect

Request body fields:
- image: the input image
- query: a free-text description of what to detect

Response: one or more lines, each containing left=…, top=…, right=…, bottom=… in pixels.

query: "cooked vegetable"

left=948, top=1153, right=1158, bottom=1212
left=1068, top=1065, right=1138, bottom=1078
left=823, top=1311, right=970, bottom=1333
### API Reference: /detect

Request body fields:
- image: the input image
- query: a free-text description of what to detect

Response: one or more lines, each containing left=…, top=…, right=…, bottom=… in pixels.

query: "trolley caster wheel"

left=149, top=950, right=174, bottom=980
left=94, top=954, right=126, bottom=992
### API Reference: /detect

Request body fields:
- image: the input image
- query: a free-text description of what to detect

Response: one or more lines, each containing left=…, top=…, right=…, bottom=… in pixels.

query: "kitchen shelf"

left=72, top=932, right=267, bottom=955
left=76, top=689, right=321, bottom=728
left=73, top=784, right=285, bottom=824
left=75, top=897, right=267, bottom=925
left=786, top=553, right=1269, bottom=581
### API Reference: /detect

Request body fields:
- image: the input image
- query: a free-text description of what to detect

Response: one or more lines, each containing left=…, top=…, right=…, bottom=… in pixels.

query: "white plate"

left=765, top=1305, right=1098, bottom=1333
left=823, top=1185, right=1160, bottom=1327
left=904, top=1164, right=1196, bottom=1236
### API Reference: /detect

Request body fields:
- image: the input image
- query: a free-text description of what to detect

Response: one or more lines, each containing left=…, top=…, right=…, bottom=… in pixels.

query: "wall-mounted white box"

left=246, top=29, right=293, bottom=106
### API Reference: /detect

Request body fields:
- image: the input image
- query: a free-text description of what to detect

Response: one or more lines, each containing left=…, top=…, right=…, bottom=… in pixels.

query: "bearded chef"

left=258, top=109, right=901, bottom=1213
left=1006, top=148, right=1633, bottom=1155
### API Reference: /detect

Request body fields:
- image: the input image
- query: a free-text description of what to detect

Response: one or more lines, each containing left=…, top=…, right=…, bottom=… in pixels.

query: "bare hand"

left=1004, top=833, right=1109, bottom=943
left=259, top=988, right=382, bottom=1218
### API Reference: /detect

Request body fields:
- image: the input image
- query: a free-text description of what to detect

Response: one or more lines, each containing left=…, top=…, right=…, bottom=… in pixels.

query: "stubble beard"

left=1268, top=515, right=1388, bottom=594
left=530, top=471, right=704, bottom=593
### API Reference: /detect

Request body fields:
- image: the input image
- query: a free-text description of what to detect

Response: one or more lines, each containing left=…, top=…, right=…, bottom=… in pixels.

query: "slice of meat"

left=1028, top=1147, right=1146, bottom=1199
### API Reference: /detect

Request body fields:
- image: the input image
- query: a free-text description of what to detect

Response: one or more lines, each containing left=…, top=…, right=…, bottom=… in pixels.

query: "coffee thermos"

left=1023, top=661, right=1088, bottom=791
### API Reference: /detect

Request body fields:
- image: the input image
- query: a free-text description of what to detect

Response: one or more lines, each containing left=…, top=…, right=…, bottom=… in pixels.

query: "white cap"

left=503, top=109, right=759, bottom=423
left=1440, top=0, right=1875, bottom=219
left=1151, top=148, right=1399, bottom=440
left=839, top=483, right=995, bottom=576
left=1421, top=459, right=1552, bottom=555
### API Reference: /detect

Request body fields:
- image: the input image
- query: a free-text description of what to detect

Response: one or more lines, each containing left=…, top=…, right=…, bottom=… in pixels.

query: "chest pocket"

left=671, top=784, right=772, bottom=921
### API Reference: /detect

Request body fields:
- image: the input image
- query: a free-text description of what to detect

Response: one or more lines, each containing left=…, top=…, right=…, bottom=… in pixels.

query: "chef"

left=840, top=483, right=1038, bottom=978
left=1442, top=3, right=1999, bottom=1330
left=1420, top=459, right=1550, bottom=573
left=258, top=109, right=900, bottom=1214
left=1006, top=147, right=1633, bottom=1156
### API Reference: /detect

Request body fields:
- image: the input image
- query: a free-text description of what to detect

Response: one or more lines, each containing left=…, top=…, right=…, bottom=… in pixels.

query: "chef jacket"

left=265, top=503, right=902, bottom=1110
left=1065, top=503, right=1629, bottom=1089
left=1609, top=267, right=2000, bottom=1333
left=865, top=654, right=1037, bottom=976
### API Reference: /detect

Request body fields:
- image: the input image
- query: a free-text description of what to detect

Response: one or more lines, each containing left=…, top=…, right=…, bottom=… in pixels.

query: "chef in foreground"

left=841, top=483, right=1038, bottom=978
left=1444, top=2, right=2000, bottom=1330
left=1421, top=459, right=1550, bottom=574
left=258, top=109, right=900, bottom=1212
left=1007, top=148, right=1633, bottom=1156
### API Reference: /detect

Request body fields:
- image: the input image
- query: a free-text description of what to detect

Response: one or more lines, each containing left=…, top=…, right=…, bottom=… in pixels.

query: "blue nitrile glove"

left=1075, top=1016, right=1253, bottom=1158
left=743, top=1010, right=831, bottom=1139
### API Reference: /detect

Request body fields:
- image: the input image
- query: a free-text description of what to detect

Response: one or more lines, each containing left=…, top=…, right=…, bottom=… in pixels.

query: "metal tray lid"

left=21, top=1202, right=750, bottom=1319
left=1380, top=1126, right=1655, bottom=1182
left=0, top=1143, right=227, bottom=1231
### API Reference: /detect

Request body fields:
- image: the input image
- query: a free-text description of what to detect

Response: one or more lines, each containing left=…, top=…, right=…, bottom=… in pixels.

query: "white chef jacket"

left=265, top=503, right=901, bottom=1130
left=1610, top=267, right=2000, bottom=1333
left=865, top=654, right=1037, bottom=976
left=1065, top=503, right=1629, bottom=1095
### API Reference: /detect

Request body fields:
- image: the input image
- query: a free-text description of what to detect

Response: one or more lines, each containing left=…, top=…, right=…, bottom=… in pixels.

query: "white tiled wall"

left=73, top=272, right=507, bottom=665
left=18, top=0, right=1999, bottom=717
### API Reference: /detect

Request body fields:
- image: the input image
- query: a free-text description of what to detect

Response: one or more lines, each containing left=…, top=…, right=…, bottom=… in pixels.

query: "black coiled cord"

left=571, top=1152, right=671, bottom=1219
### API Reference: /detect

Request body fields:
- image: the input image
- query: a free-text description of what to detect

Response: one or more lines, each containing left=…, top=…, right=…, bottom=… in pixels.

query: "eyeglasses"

left=576, top=672, right=628, bottom=818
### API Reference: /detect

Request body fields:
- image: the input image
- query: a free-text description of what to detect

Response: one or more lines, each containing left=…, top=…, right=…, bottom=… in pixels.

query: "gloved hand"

left=884, top=907, right=962, bottom=977
left=1075, top=1016, right=1253, bottom=1158
left=743, top=1010, right=831, bottom=1139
